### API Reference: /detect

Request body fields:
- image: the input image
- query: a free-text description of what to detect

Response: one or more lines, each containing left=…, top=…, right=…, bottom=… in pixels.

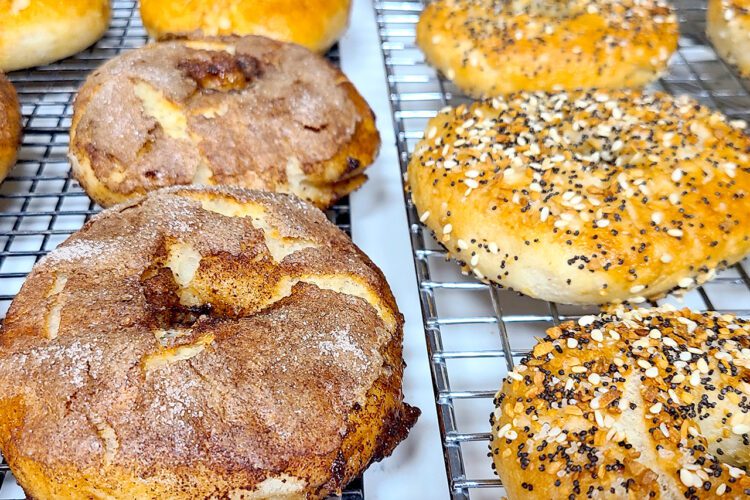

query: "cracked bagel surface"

left=69, top=35, right=380, bottom=209
left=0, top=186, right=418, bottom=499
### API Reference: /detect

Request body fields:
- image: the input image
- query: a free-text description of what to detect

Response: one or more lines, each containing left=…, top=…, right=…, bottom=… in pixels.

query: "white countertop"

left=342, top=0, right=449, bottom=498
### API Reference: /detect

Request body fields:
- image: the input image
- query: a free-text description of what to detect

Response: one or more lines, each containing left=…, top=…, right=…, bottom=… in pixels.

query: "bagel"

left=0, top=72, right=21, bottom=182
left=0, top=0, right=111, bottom=72
left=70, top=36, right=380, bottom=208
left=492, top=306, right=750, bottom=499
left=140, top=0, right=351, bottom=53
left=0, top=186, right=418, bottom=499
left=707, top=0, right=750, bottom=77
left=407, top=89, right=750, bottom=305
left=70, top=35, right=380, bottom=209
left=416, top=0, right=678, bottom=97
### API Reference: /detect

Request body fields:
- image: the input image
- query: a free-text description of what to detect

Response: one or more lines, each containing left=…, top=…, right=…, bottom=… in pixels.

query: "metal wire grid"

left=373, top=0, right=750, bottom=498
left=0, top=1, right=360, bottom=498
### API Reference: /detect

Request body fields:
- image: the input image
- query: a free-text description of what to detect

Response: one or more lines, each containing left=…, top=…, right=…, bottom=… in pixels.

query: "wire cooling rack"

left=373, top=0, right=750, bottom=497
left=0, top=1, right=361, bottom=499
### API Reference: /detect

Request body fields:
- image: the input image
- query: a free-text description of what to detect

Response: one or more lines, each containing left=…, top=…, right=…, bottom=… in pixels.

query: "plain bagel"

left=0, top=0, right=110, bottom=72
left=140, top=0, right=351, bottom=53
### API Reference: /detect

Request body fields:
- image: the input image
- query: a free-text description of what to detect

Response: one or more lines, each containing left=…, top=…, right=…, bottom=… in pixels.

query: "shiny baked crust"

left=492, top=306, right=750, bottom=499
left=407, top=89, right=750, bottom=305
left=0, top=73, right=21, bottom=182
left=70, top=35, right=380, bottom=209
left=707, top=0, right=750, bottom=77
left=0, top=0, right=110, bottom=72
left=416, top=0, right=678, bottom=97
left=0, top=186, right=418, bottom=499
left=140, top=0, right=351, bottom=53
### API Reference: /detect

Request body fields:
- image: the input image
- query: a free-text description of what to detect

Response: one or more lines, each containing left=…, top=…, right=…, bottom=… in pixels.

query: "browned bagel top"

left=70, top=35, right=378, bottom=206
left=0, top=186, right=401, bottom=485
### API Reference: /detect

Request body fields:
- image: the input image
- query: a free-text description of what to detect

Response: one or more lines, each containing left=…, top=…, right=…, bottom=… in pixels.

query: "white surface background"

left=342, top=0, right=449, bottom=498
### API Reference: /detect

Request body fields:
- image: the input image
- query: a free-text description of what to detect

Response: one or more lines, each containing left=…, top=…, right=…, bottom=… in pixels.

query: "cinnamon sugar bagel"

left=140, top=0, right=351, bottom=53
left=69, top=35, right=380, bottom=209
left=707, top=0, right=750, bottom=77
left=416, top=0, right=678, bottom=97
left=0, top=186, right=418, bottom=499
left=407, top=89, right=750, bottom=305
left=492, top=306, right=750, bottom=499
left=0, top=72, right=21, bottom=182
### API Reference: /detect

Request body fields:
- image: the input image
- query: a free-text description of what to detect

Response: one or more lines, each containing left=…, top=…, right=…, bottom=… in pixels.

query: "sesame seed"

left=442, top=224, right=453, bottom=235
left=678, top=277, right=694, bottom=288
left=696, top=357, right=709, bottom=373
left=662, top=337, right=678, bottom=348
left=667, top=228, right=683, bottom=238
left=496, top=423, right=511, bottom=438
left=578, top=315, right=596, bottom=327
left=567, top=338, right=578, bottom=349
left=540, top=206, right=550, bottom=222
left=658, top=423, right=669, bottom=438
left=728, top=466, right=745, bottom=478
left=680, top=469, right=700, bottom=488
left=645, top=366, right=659, bottom=378
left=732, top=424, right=750, bottom=435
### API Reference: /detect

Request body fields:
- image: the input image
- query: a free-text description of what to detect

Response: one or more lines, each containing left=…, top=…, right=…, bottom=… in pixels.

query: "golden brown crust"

left=70, top=35, right=380, bottom=209
left=407, top=89, right=750, bottom=305
left=492, top=306, right=750, bottom=499
left=416, top=0, right=678, bottom=97
left=0, top=72, right=20, bottom=182
left=707, top=0, right=750, bottom=77
left=140, top=0, right=351, bottom=53
left=0, top=0, right=111, bottom=72
left=0, top=186, right=417, bottom=499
